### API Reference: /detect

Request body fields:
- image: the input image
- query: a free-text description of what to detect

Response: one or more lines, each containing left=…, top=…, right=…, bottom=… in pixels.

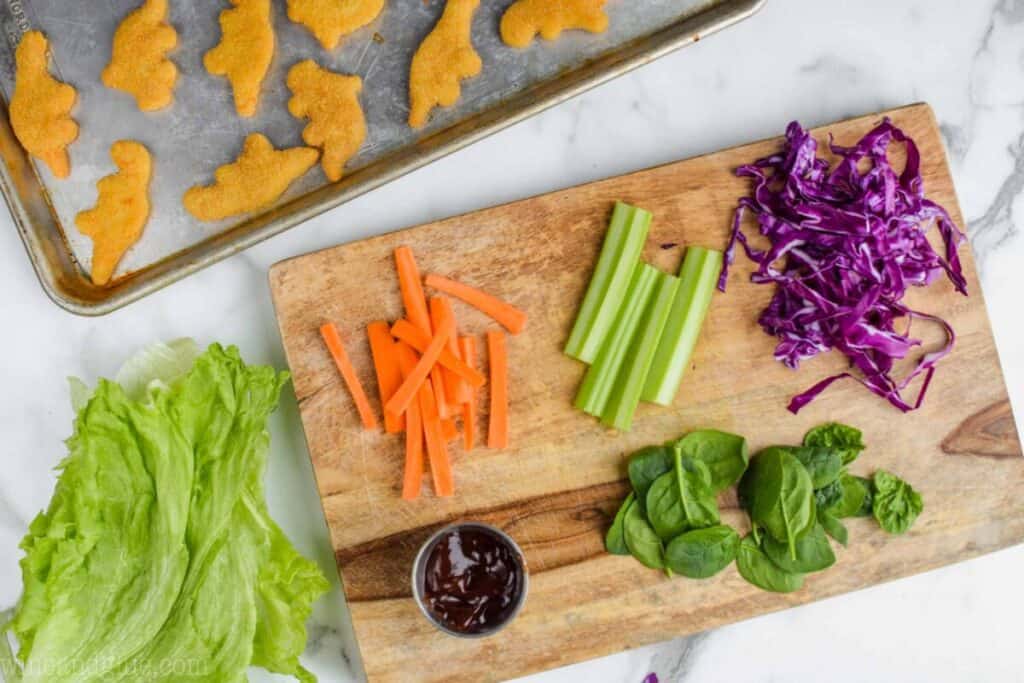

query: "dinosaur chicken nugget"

left=75, top=141, right=152, bottom=286
left=500, top=0, right=608, bottom=48
left=102, top=0, right=178, bottom=111
left=286, top=0, right=384, bottom=50
left=408, top=0, right=481, bottom=129
left=287, top=60, right=366, bottom=182
left=205, top=0, right=274, bottom=117
left=9, top=31, right=78, bottom=179
left=184, top=133, right=318, bottom=221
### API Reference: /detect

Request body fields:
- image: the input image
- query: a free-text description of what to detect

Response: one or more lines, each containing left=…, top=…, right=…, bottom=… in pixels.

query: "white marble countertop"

left=2, top=0, right=1023, bottom=681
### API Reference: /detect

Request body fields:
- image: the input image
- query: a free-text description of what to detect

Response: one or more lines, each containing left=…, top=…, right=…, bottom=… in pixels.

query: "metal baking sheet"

left=0, top=0, right=765, bottom=314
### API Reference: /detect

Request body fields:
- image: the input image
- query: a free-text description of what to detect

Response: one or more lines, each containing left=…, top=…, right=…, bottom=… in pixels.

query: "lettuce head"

left=0, top=342, right=329, bottom=682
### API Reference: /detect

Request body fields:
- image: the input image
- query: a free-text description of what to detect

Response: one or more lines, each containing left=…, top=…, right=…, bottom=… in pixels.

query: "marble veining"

left=1, top=0, right=1023, bottom=682
left=970, top=132, right=1023, bottom=258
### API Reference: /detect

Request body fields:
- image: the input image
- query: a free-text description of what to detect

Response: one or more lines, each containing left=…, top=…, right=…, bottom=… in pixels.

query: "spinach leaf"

left=646, top=472, right=688, bottom=539
left=646, top=454, right=719, bottom=540
left=736, top=534, right=804, bottom=593
left=763, top=523, right=836, bottom=573
left=832, top=474, right=869, bottom=518
left=664, top=525, right=740, bottom=579
left=814, top=479, right=843, bottom=511
left=812, top=473, right=863, bottom=548
left=815, top=472, right=868, bottom=519
left=791, top=446, right=843, bottom=489
left=673, top=429, right=749, bottom=493
left=872, top=470, right=923, bottom=535
left=623, top=501, right=664, bottom=569
left=628, top=446, right=674, bottom=502
left=853, top=475, right=874, bottom=517
left=605, top=492, right=635, bottom=555
left=818, top=510, right=848, bottom=547
left=739, top=447, right=815, bottom=558
left=804, top=422, right=865, bottom=465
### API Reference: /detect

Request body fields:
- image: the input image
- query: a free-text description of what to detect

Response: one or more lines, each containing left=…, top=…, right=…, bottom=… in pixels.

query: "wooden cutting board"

left=269, top=103, right=1023, bottom=683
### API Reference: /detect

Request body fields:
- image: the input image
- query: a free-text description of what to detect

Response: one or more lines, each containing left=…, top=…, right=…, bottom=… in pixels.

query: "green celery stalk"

left=602, top=270, right=680, bottom=431
left=574, top=263, right=659, bottom=417
left=564, top=202, right=652, bottom=363
left=641, top=247, right=724, bottom=406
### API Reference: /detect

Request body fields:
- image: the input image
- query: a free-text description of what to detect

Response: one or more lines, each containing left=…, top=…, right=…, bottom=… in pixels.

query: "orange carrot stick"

left=385, top=307, right=453, bottom=418
left=419, top=377, right=455, bottom=497
left=431, top=367, right=450, bottom=419
left=427, top=297, right=451, bottom=420
left=367, top=321, right=405, bottom=434
left=487, top=330, right=509, bottom=449
left=395, top=343, right=424, bottom=500
left=441, top=300, right=465, bottom=403
left=404, top=400, right=425, bottom=500
left=435, top=297, right=471, bottom=406
left=320, top=323, right=377, bottom=430
left=440, top=417, right=459, bottom=442
left=395, top=246, right=432, bottom=335
left=460, top=336, right=477, bottom=451
left=425, top=274, right=528, bottom=335
left=390, top=319, right=485, bottom=388
left=430, top=296, right=464, bottom=411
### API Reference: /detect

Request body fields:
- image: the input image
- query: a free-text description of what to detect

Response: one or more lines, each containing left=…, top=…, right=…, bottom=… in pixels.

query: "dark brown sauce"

left=422, top=526, right=525, bottom=635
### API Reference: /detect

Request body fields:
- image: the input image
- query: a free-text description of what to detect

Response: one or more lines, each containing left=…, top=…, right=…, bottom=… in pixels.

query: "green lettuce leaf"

left=5, top=343, right=328, bottom=682
left=0, top=609, right=19, bottom=683
left=67, top=338, right=201, bottom=414
left=115, top=338, right=201, bottom=401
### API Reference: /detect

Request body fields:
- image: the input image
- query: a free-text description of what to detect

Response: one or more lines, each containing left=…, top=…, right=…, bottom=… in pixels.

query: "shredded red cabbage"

left=719, top=118, right=967, bottom=413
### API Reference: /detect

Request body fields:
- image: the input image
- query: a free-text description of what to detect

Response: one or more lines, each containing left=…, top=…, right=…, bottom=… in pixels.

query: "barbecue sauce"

left=421, top=526, right=525, bottom=635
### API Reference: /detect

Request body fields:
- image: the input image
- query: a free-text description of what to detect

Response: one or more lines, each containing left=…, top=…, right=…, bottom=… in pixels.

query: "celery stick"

left=564, top=202, right=652, bottom=363
left=602, top=270, right=680, bottom=431
left=574, top=263, right=659, bottom=417
left=641, top=247, right=724, bottom=406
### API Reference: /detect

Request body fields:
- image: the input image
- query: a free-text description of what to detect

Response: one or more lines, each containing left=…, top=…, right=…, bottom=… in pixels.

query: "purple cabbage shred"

left=719, top=118, right=967, bottom=413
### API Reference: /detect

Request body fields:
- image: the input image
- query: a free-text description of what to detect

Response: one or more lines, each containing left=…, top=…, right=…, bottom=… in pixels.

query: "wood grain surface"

left=269, top=103, right=1023, bottom=683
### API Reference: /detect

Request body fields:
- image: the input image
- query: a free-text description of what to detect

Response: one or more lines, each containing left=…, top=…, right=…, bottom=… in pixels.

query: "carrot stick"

left=404, top=401, right=424, bottom=500
left=427, top=334, right=450, bottom=419
left=434, top=297, right=471, bottom=406
left=395, top=343, right=424, bottom=500
left=385, top=307, right=453, bottom=418
left=320, top=323, right=377, bottom=430
left=440, top=417, right=459, bottom=442
left=427, top=297, right=452, bottom=420
left=367, top=321, right=405, bottom=434
left=424, top=274, right=528, bottom=335
left=430, top=365, right=450, bottom=419
left=443, top=301, right=469, bottom=407
left=487, top=330, right=509, bottom=449
left=395, top=246, right=432, bottom=336
left=430, top=296, right=464, bottom=411
left=419, top=377, right=455, bottom=497
left=390, top=319, right=485, bottom=388
left=460, top=336, right=477, bottom=451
